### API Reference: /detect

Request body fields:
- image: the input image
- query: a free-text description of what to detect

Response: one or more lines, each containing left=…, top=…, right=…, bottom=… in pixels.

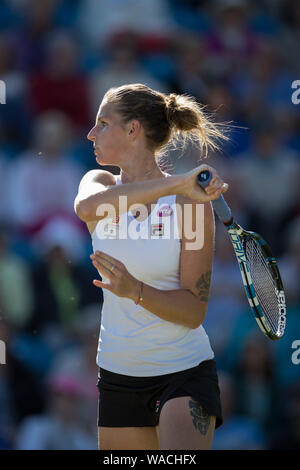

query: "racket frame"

left=224, top=219, right=286, bottom=340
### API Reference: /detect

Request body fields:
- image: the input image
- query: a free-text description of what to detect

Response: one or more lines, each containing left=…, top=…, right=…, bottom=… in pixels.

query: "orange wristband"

left=135, top=281, right=144, bottom=305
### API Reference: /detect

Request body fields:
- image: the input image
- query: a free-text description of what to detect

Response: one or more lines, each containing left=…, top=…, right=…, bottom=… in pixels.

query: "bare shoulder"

left=78, top=169, right=116, bottom=191
left=77, top=170, right=117, bottom=236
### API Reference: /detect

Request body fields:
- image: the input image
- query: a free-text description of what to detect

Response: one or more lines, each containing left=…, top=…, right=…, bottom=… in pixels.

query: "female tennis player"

left=74, top=83, right=229, bottom=450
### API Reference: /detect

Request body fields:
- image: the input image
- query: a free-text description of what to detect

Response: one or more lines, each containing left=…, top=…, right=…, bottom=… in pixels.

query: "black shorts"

left=96, top=359, right=223, bottom=429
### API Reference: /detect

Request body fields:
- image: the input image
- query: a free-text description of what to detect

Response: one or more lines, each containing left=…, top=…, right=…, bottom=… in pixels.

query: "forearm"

left=76, top=174, right=184, bottom=222
left=129, top=283, right=207, bottom=329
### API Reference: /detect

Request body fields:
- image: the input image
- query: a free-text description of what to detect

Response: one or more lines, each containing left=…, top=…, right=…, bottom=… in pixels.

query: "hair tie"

left=166, top=94, right=177, bottom=125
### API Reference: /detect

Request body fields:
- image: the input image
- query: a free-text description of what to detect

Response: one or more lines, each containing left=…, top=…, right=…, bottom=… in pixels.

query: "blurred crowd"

left=0, top=0, right=299, bottom=450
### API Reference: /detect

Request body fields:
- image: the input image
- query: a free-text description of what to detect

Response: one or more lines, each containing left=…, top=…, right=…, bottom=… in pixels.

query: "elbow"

left=185, top=291, right=207, bottom=329
left=191, top=318, right=203, bottom=330
left=190, top=305, right=207, bottom=329
left=74, top=198, right=91, bottom=222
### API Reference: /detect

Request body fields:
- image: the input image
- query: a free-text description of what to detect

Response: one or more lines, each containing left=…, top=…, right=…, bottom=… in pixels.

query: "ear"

left=128, top=120, right=141, bottom=138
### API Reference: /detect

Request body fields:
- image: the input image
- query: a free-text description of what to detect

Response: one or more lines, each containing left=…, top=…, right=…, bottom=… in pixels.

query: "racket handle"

left=197, top=170, right=232, bottom=224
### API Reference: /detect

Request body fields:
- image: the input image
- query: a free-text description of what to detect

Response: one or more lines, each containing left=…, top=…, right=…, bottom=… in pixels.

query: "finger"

left=208, top=176, right=218, bottom=186
left=91, top=255, right=117, bottom=275
left=210, top=185, right=228, bottom=200
left=91, top=253, right=115, bottom=270
left=94, top=251, right=123, bottom=269
left=221, top=183, right=229, bottom=192
left=206, top=180, right=226, bottom=195
left=93, top=279, right=112, bottom=291
left=208, top=176, right=223, bottom=189
left=205, top=185, right=220, bottom=196
left=91, top=259, right=114, bottom=279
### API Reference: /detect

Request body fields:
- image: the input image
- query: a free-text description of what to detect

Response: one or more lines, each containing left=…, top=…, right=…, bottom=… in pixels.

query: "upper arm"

left=177, top=194, right=215, bottom=316
left=74, top=169, right=116, bottom=222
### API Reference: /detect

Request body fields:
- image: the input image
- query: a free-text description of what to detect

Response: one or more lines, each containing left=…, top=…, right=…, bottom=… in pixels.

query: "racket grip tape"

left=197, top=170, right=232, bottom=224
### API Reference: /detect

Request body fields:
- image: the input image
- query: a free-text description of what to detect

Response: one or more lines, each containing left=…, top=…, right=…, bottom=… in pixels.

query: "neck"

left=120, top=164, right=166, bottom=184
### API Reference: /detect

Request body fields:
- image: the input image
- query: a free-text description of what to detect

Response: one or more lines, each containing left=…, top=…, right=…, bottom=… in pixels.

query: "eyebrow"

left=97, top=116, right=109, bottom=122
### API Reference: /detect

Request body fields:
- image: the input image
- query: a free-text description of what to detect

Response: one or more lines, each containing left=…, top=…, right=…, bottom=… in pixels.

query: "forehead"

left=96, top=101, right=119, bottom=122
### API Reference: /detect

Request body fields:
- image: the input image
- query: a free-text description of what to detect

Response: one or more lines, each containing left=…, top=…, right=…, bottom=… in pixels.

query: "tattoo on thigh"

left=189, top=399, right=211, bottom=435
left=195, top=271, right=211, bottom=302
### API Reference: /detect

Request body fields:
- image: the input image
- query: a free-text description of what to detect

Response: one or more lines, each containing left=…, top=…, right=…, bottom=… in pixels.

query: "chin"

left=96, top=156, right=104, bottom=165
left=96, top=156, right=117, bottom=168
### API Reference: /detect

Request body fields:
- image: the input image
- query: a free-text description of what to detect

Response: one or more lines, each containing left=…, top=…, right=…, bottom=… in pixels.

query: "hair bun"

left=165, top=93, right=178, bottom=126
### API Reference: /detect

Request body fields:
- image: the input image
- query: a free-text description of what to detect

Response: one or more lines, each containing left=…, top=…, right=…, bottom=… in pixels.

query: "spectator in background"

left=0, top=319, right=49, bottom=435
left=234, top=121, right=300, bottom=255
left=29, top=240, right=101, bottom=334
left=11, top=0, right=60, bottom=73
left=77, top=0, right=176, bottom=49
left=0, top=153, right=9, bottom=226
left=0, top=31, right=27, bottom=103
left=203, top=84, right=251, bottom=157
left=166, top=0, right=212, bottom=34
left=212, top=371, right=266, bottom=449
left=232, top=333, right=278, bottom=434
left=0, top=32, right=30, bottom=152
left=272, top=220, right=300, bottom=389
left=0, top=232, right=34, bottom=329
left=47, top=304, right=101, bottom=436
left=270, top=381, right=300, bottom=449
left=229, top=39, right=298, bottom=121
left=170, top=33, right=208, bottom=100
left=205, top=0, right=257, bottom=77
left=7, top=110, right=83, bottom=236
left=88, top=31, right=169, bottom=116
left=203, top=230, right=246, bottom=361
left=279, top=0, right=300, bottom=74
left=0, top=320, right=16, bottom=449
left=14, top=374, right=97, bottom=449
left=279, top=217, right=300, bottom=306
left=28, top=30, right=91, bottom=130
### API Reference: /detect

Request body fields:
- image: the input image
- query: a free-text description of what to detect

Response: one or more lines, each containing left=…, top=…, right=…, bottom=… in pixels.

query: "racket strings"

left=243, top=237, right=280, bottom=335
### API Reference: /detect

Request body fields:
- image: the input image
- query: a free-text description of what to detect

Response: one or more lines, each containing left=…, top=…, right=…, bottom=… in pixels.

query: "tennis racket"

left=197, top=170, right=287, bottom=340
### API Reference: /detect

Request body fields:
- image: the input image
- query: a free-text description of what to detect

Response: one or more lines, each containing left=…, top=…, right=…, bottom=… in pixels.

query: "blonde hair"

left=104, top=83, right=230, bottom=159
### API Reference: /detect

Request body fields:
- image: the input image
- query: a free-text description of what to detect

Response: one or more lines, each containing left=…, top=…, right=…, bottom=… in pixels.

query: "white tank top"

left=91, top=173, right=214, bottom=376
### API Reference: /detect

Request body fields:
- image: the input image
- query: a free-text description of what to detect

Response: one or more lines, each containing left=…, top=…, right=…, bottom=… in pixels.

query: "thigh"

left=158, top=396, right=216, bottom=450
left=98, top=426, right=159, bottom=450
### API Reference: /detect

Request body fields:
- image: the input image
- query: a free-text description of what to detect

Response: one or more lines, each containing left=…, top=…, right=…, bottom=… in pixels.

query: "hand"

left=90, top=251, right=140, bottom=302
left=180, top=164, right=228, bottom=202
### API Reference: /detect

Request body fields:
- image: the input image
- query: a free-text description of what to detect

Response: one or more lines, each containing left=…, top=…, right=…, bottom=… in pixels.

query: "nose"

left=87, top=126, right=96, bottom=142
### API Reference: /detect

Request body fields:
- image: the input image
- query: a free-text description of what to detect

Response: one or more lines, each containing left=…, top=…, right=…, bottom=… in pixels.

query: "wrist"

left=167, top=174, right=186, bottom=196
left=129, top=279, right=141, bottom=302
left=130, top=280, right=144, bottom=305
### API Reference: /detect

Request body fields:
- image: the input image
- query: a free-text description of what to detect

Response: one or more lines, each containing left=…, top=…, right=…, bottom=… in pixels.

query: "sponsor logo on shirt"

left=157, top=205, right=173, bottom=217
left=103, top=223, right=120, bottom=238
left=151, top=223, right=164, bottom=236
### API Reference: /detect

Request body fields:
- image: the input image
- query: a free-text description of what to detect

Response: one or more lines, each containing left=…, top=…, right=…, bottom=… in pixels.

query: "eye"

left=96, top=120, right=106, bottom=127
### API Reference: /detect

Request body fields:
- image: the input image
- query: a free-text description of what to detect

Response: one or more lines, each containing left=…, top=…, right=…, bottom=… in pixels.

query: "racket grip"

left=197, top=170, right=232, bottom=224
